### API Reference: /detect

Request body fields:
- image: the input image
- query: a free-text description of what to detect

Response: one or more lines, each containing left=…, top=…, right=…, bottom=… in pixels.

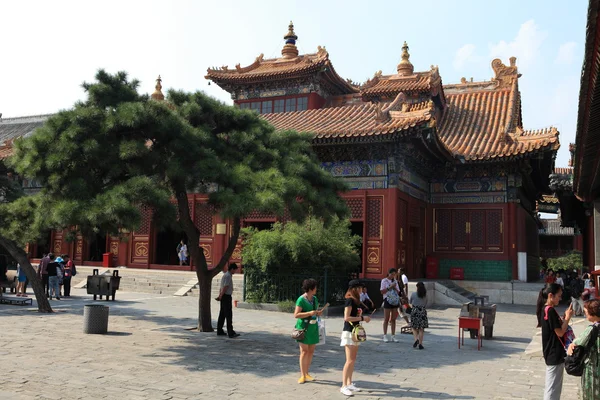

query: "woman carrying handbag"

left=340, top=280, right=371, bottom=397
left=293, top=279, right=323, bottom=384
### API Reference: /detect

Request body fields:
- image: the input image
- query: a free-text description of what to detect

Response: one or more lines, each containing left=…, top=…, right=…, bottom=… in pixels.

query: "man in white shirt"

left=216, top=263, right=240, bottom=338
left=400, top=268, right=409, bottom=297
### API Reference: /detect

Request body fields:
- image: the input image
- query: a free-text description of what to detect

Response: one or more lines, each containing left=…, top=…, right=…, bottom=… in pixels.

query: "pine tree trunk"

left=197, top=269, right=214, bottom=331
left=0, top=237, right=53, bottom=313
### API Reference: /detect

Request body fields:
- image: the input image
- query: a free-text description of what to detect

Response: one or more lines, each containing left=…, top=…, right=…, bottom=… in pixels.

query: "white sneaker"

left=347, top=383, right=361, bottom=392
left=391, top=335, right=399, bottom=343
left=383, top=335, right=389, bottom=343
left=340, top=386, right=354, bottom=396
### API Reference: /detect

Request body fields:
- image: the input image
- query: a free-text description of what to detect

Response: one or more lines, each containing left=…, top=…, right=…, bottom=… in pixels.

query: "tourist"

left=38, top=253, right=51, bottom=297
left=555, top=273, right=564, bottom=289
left=380, top=268, right=401, bottom=342
left=340, top=280, right=371, bottom=396
left=583, top=280, right=597, bottom=301
left=293, top=278, right=323, bottom=384
left=400, top=268, right=409, bottom=296
left=46, top=254, right=60, bottom=300
left=216, top=263, right=239, bottom=338
left=410, top=281, right=429, bottom=350
left=567, top=299, right=600, bottom=400
left=54, top=256, right=65, bottom=296
left=359, top=286, right=375, bottom=313
left=15, top=263, right=27, bottom=297
left=536, top=283, right=573, bottom=400
left=545, top=270, right=556, bottom=284
left=62, top=255, right=76, bottom=297
left=583, top=273, right=591, bottom=289
left=177, top=240, right=188, bottom=266
left=570, top=274, right=585, bottom=316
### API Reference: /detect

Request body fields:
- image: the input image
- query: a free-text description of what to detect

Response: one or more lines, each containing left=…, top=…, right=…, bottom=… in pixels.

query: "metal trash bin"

left=83, top=304, right=109, bottom=334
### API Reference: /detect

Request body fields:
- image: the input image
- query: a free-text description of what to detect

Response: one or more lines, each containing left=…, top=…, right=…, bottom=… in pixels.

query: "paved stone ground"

left=0, top=289, right=586, bottom=400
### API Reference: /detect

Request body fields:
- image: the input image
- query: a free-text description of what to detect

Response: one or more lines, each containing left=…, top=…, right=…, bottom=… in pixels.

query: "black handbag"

left=565, top=325, right=598, bottom=376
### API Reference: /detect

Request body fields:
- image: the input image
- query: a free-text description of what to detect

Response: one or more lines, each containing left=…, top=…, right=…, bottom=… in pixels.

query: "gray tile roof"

left=0, top=114, right=51, bottom=145
left=539, top=219, right=574, bottom=236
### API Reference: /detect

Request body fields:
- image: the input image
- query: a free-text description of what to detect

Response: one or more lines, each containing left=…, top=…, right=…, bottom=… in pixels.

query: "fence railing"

left=243, top=270, right=357, bottom=305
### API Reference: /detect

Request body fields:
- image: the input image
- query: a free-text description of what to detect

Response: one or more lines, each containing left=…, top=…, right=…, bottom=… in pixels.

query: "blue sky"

left=1, top=0, right=587, bottom=167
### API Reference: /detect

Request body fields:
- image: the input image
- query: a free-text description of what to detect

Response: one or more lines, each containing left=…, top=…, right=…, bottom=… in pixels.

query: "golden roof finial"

left=282, top=21, right=299, bottom=59
left=151, top=75, right=164, bottom=101
left=397, top=41, right=414, bottom=76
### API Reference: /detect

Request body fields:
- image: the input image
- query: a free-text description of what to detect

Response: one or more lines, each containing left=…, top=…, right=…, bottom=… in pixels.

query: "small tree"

left=242, top=217, right=361, bottom=303
left=11, top=70, right=348, bottom=330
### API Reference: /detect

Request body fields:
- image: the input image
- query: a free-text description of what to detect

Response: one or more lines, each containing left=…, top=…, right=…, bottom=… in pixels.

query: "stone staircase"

left=72, top=266, right=243, bottom=301
left=434, top=280, right=479, bottom=305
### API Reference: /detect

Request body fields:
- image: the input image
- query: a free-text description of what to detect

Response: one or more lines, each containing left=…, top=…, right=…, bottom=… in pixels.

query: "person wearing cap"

left=294, top=278, right=323, bottom=384
left=216, top=263, right=240, bottom=338
left=340, top=280, right=371, bottom=396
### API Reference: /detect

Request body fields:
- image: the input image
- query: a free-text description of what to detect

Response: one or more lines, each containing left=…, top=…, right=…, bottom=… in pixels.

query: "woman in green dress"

left=568, top=299, right=600, bottom=400
left=294, top=278, right=323, bottom=384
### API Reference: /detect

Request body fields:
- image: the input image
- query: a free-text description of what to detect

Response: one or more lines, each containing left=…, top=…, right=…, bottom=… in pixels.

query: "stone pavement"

left=0, top=289, right=586, bottom=400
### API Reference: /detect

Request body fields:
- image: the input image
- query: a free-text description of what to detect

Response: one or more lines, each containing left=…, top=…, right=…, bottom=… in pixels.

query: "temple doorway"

left=86, top=233, right=107, bottom=261
left=35, top=230, right=52, bottom=258
left=155, top=227, right=187, bottom=265
left=245, top=221, right=274, bottom=231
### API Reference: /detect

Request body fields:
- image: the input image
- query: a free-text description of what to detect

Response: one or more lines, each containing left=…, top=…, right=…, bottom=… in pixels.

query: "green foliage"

left=276, top=300, right=296, bottom=313
left=242, top=217, right=361, bottom=303
left=546, top=251, right=583, bottom=272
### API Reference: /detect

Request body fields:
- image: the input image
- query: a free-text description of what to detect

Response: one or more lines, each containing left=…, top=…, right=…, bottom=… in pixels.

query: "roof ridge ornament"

left=151, top=75, right=165, bottom=101
left=491, top=57, right=522, bottom=89
left=397, top=41, right=414, bottom=76
left=282, top=21, right=299, bottom=59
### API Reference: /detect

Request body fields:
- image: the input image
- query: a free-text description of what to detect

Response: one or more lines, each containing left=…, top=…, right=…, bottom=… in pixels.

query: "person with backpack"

left=62, top=255, right=76, bottom=297
left=380, top=268, right=401, bottom=343
left=536, top=283, right=574, bottom=400
left=567, top=299, right=600, bottom=400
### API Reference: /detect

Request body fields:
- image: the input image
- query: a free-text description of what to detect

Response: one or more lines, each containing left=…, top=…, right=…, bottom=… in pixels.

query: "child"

left=360, top=287, right=375, bottom=312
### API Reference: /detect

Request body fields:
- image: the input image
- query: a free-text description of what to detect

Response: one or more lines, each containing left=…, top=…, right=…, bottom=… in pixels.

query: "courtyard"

left=0, top=289, right=584, bottom=400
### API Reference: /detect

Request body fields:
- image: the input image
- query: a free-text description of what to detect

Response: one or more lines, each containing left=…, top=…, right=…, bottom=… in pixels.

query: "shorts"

left=340, top=331, right=359, bottom=346
left=383, top=299, right=399, bottom=309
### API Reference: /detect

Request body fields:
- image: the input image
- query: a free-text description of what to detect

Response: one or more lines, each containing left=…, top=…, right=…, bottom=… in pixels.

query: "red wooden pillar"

left=384, top=189, right=399, bottom=276
left=508, top=203, right=519, bottom=280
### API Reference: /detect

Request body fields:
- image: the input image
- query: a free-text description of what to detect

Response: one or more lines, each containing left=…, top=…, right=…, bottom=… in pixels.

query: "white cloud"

left=453, top=44, right=477, bottom=70
left=555, top=42, right=577, bottom=65
left=488, top=19, right=548, bottom=72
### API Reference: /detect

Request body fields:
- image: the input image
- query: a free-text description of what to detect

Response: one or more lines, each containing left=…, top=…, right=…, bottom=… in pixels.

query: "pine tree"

left=10, top=70, right=348, bottom=330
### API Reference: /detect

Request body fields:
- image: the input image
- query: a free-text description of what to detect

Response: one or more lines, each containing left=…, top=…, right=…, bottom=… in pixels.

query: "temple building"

left=0, top=23, right=560, bottom=281
left=204, top=22, right=559, bottom=281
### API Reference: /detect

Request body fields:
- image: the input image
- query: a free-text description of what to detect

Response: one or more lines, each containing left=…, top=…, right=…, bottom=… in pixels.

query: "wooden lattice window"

left=346, top=198, right=364, bottom=220
left=366, top=198, right=382, bottom=238
left=195, top=203, right=214, bottom=236
left=435, top=209, right=451, bottom=250
left=246, top=209, right=276, bottom=220
left=137, top=205, right=153, bottom=235
left=469, top=210, right=485, bottom=251
left=486, top=210, right=503, bottom=251
left=452, top=210, right=469, bottom=251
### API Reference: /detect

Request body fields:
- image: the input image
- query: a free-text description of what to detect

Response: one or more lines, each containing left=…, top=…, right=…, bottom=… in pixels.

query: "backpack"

left=386, top=283, right=400, bottom=306
left=565, top=325, right=599, bottom=376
